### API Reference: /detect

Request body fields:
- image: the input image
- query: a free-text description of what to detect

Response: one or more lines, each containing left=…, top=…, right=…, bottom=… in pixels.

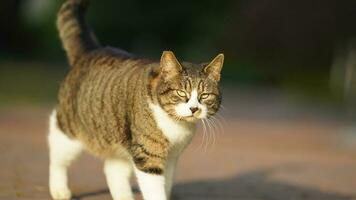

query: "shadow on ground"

left=72, top=168, right=352, bottom=200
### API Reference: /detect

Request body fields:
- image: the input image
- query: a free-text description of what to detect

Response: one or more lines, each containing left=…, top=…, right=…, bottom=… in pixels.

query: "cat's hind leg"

left=48, top=110, right=82, bottom=200
left=104, top=158, right=134, bottom=200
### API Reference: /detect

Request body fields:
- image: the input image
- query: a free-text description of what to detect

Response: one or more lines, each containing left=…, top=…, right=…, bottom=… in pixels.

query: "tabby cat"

left=48, top=0, right=224, bottom=200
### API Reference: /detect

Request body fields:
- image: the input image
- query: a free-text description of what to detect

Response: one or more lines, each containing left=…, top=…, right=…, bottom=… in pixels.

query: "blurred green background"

left=1, top=0, right=356, bottom=111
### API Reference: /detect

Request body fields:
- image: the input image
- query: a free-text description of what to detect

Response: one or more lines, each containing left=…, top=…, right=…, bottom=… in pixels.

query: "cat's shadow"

left=72, top=167, right=353, bottom=200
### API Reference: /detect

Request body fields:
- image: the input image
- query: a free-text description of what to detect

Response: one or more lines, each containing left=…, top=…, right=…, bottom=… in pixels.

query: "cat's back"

left=60, top=47, right=155, bottom=106
left=70, top=47, right=156, bottom=104
left=59, top=47, right=140, bottom=109
left=56, top=47, right=157, bottom=155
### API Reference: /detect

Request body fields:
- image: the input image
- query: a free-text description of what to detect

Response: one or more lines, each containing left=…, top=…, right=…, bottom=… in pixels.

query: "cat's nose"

left=190, top=107, right=199, bottom=113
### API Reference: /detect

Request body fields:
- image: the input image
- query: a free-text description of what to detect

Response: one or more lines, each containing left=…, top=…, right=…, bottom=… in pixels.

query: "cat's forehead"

left=180, top=62, right=205, bottom=79
left=176, top=62, right=217, bottom=91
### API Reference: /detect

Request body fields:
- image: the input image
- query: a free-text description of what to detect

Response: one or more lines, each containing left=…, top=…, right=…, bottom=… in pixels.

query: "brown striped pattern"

left=57, top=0, right=100, bottom=66
left=55, top=0, right=223, bottom=175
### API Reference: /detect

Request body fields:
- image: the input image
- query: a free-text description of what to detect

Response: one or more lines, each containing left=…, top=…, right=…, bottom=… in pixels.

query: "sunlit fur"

left=155, top=62, right=222, bottom=122
left=54, top=0, right=224, bottom=199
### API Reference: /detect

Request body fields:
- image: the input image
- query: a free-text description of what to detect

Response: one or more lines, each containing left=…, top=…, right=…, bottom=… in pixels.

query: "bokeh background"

left=1, top=0, right=356, bottom=199
left=2, top=0, right=356, bottom=108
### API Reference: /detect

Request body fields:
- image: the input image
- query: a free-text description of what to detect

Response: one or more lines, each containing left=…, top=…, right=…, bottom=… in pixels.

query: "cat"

left=48, top=0, right=224, bottom=200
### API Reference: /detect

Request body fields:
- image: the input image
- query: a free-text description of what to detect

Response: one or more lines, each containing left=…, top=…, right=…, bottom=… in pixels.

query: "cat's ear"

left=160, top=51, right=182, bottom=80
left=203, top=53, right=224, bottom=82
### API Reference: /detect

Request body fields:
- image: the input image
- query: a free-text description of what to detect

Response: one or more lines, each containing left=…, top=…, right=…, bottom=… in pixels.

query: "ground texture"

left=1, top=101, right=356, bottom=200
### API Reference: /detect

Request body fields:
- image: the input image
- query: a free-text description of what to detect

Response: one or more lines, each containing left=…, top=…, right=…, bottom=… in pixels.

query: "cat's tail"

left=57, top=0, right=100, bottom=66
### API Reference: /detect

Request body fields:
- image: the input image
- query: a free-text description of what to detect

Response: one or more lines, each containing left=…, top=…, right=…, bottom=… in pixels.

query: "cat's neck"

left=148, top=101, right=197, bottom=146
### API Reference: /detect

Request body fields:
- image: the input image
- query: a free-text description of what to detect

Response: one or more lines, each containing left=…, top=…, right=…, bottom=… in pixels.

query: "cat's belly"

left=77, top=132, right=131, bottom=159
left=53, top=109, right=131, bottom=159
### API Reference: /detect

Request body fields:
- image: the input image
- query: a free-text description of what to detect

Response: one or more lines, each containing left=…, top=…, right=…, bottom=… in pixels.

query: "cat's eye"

left=176, top=90, right=187, bottom=97
left=200, top=93, right=210, bottom=99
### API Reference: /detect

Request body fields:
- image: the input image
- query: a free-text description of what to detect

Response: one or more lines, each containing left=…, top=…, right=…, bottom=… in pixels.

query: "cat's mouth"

left=176, top=112, right=205, bottom=122
left=166, top=104, right=207, bottom=122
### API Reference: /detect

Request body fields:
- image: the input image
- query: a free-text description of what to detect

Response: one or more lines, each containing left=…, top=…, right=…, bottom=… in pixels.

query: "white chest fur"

left=149, top=102, right=196, bottom=150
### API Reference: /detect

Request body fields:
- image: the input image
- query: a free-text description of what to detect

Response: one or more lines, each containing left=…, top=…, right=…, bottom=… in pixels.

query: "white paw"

left=50, top=187, right=72, bottom=200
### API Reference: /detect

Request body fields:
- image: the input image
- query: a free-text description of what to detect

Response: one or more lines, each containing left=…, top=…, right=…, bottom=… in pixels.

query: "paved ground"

left=1, top=104, right=356, bottom=200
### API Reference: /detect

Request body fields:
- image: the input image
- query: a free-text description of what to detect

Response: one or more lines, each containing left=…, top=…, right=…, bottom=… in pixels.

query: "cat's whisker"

left=203, top=119, right=209, bottom=151
left=204, top=118, right=214, bottom=151
left=200, top=119, right=207, bottom=153
left=207, top=118, right=217, bottom=149
left=215, top=113, right=227, bottom=134
left=211, top=115, right=224, bottom=135
left=210, top=118, right=219, bottom=147
left=203, top=119, right=210, bottom=153
left=199, top=119, right=208, bottom=152
left=210, top=116, right=219, bottom=133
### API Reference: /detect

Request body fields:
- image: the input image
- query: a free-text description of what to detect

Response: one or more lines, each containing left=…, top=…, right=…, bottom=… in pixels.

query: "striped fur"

left=50, top=0, right=224, bottom=199
left=57, top=0, right=100, bottom=66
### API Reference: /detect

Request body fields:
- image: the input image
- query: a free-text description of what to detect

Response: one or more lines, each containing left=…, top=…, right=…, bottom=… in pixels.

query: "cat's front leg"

left=134, top=167, right=167, bottom=200
left=104, top=158, right=134, bottom=200
left=165, top=156, right=178, bottom=198
left=131, top=142, right=169, bottom=200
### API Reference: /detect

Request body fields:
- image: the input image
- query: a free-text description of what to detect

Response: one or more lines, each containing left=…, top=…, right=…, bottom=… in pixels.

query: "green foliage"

left=0, top=62, right=66, bottom=107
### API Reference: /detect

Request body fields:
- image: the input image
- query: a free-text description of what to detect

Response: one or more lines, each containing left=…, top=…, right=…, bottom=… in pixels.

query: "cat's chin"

left=181, top=116, right=201, bottom=123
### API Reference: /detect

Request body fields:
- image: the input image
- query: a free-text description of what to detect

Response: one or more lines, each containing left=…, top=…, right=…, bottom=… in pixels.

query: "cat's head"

left=153, top=51, right=224, bottom=122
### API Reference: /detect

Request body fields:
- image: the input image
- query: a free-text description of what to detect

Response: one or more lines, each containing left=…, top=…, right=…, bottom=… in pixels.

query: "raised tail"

left=57, top=0, right=100, bottom=66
